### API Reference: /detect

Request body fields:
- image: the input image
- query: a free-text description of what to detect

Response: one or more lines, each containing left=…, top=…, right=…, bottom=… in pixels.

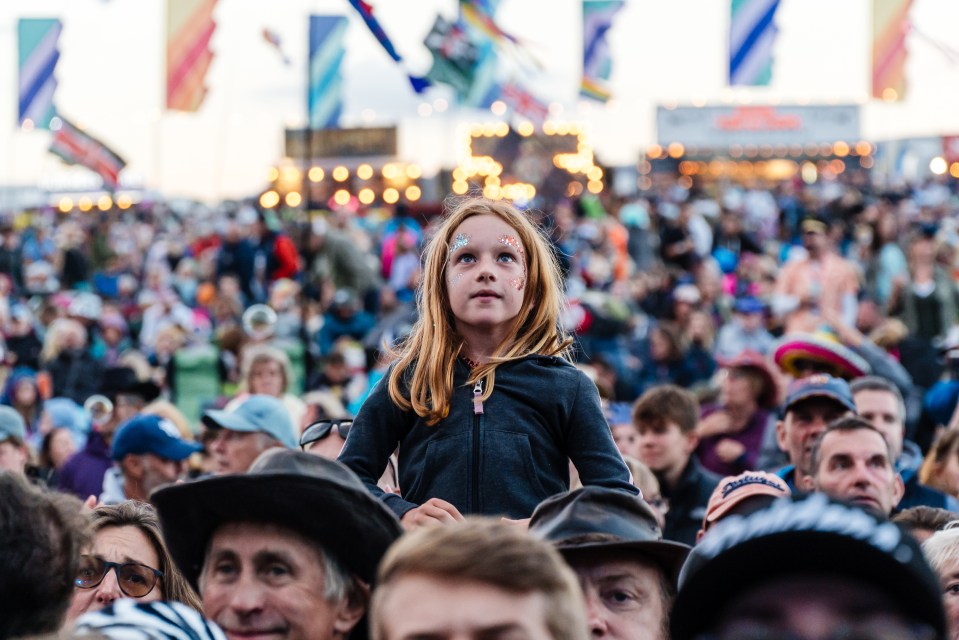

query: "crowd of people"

left=2, top=173, right=959, bottom=639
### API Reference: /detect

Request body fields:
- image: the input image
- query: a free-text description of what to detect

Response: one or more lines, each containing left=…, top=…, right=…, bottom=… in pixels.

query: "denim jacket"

left=339, top=355, right=637, bottom=520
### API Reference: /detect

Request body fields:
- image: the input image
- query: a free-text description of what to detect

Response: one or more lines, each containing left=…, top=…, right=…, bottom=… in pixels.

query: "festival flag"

left=49, top=117, right=126, bottom=189
left=166, top=0, right=218, bottom=112
left=581, top=0, right=623, bottom=102
left=501, top=80, right=549, bottom=124
left=423, top=15, right=481, bottom=96
left=459, top=1, right=518, bottom=45
left=872, top=0, right=913, bottom=101
left=17, top=18, right=62, bottom=129
left=728, top=0, right=781, bottom=86
left=347, top=0, right=401, bottom=62
left=262, top=27, right=291, bottom=65
left=308, top=16, right=348, bottom=130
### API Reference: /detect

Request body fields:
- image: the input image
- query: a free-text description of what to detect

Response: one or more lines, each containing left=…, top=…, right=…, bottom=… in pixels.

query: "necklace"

left=460, top=355, right=482, bottom=370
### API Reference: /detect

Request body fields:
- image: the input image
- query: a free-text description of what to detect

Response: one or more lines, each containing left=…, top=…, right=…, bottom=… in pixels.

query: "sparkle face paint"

left=499, top=235, right=526, bottom=290
left=449, top=233, right=471, bottom=257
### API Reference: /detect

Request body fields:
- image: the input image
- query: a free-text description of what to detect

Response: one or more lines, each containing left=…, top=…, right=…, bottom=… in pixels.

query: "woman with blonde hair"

left=65, top=501, right=200, bottom=622
left=224, top=342, right=306, bottom=429
left=339, top=196, right=635, bottom=528
left=921, top=430, right=959, bottom=499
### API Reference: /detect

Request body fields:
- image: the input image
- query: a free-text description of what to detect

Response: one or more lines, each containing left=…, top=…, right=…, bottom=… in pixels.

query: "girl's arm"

left=337, top=377, right=419, bottom=519
left=565, top=370, right=640, bottom=495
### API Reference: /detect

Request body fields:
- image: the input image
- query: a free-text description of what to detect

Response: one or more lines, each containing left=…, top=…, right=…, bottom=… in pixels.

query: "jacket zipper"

left=472, top=379, right=483, bottom=513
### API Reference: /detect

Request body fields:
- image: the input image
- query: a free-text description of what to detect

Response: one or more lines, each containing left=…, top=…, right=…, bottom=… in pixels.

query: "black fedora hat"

left=98, top=367, right=161, bottom=403
left=152, top=449, right=402, bottom=589
left=529, top=487, right=690, bottom=587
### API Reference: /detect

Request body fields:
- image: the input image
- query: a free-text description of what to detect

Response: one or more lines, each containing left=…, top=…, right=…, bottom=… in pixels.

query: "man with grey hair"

left=202, top=394, right=298, bottom=474
left=851, top=375, right=959, bottom=512
left=154, top=449, right=402, bottom=640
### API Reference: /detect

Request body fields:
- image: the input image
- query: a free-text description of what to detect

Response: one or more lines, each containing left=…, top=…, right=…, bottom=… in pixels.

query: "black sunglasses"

left=75, top=554, right=163, bottom=598
left=299, top=419, right=354, bottom=449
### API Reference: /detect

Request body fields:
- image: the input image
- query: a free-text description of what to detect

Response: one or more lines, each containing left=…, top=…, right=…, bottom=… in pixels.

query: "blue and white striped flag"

left=308, top=16, right=348, bottom=130
left=581, top=0, right=623, bottom=102
left=728, top=0, right=781, bottom=86
left=18, top=18, right=62, bottom=129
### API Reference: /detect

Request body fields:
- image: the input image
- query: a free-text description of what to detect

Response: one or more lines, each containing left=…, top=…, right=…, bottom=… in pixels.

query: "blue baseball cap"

left=0, top=406, right=26, bottom=444
left=111, top=414, right=203, bottom=461
left=605, top=402, right=633, bottom=427
left=734, top=296, right=765, bottom=314
left=781, top=374, right=856, bottom=417
left=202, top=395, right=297, bottom=449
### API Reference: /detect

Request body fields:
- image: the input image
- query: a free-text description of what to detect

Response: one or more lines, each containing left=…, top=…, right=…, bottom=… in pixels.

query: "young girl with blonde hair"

left=339, top=197, right=635, bottom=528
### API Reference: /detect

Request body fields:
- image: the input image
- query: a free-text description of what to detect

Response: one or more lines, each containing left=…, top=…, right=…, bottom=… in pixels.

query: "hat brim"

left=556, top=540, right=691, bottom=587
left=773, top=335, right=871, bottom=380
left=670, top=529, right=945, bottom=640
left=152, top=473, right=402, bottom=589
left=201, top=409, right=257, bottom=433
left=154, top=439, right=204, bottom=462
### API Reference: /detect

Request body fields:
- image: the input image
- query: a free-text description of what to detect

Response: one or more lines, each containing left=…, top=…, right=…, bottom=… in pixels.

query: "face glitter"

left=509, top=277, right=525, bottom=291
left=448, top=273, right=464, bottom=287
left=449, top=233, right=471, bottom=257
left=498, top=235, right=524, bottom=256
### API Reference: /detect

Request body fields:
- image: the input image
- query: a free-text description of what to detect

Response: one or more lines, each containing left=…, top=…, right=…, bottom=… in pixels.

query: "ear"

left=122, top=454, right=145, bottom=481
left=332, top=578, right=370, bottom=640
left=775, top=419, right=787, bottom=452
left=891, top=472, right=906, bottom=511
left=800, top=473, right=816, bottom=493
left=684, top=430, right=700, bottom=454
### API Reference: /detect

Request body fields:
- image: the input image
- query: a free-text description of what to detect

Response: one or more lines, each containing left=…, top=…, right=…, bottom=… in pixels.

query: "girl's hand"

left=500, top=517, right=530, bottom=528
left=400, top=498, right=465, bottom=531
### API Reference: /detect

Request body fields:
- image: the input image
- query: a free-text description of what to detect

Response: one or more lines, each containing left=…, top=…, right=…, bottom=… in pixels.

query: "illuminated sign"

left=657, top=105, right=859, bottom=147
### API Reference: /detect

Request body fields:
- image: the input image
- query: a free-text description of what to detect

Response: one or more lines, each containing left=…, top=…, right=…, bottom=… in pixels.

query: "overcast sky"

left=2, top=0, right=959, bottom=201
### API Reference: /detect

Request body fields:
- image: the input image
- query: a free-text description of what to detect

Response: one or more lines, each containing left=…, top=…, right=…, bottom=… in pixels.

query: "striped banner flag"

left=501, top=80, right=549, bottom=125
left=18, top=18, right=62, bottom=129
left=728, top=0, right=781, bottom=86
left=166, top=0, right=218, bottom=112
left=308, top=16, right=348, bottom=130
left=581, top=0, right=623, bottom=102
left=49, top=117, right=126, bottom=190
left=458, top=0, right=502, bottom=108
left=872, top=0, right=913, bottom=101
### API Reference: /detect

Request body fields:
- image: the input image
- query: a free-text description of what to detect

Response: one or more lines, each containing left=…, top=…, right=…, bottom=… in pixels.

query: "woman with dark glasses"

left=66, top=501, right=200, bottom=623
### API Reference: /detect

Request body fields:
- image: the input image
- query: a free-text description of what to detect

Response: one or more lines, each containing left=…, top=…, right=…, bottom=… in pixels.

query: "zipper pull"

left=472, top=380, right=484, bottom=415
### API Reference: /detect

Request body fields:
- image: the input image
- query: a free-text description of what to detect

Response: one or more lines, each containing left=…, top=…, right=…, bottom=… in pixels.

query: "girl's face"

left=446, top=215, right=527, bottom=345
left=49, top=428, right=76, bottom=469
left=14, top=380, right=37, bottom=406
left=250, top=359, right=285, bottom=397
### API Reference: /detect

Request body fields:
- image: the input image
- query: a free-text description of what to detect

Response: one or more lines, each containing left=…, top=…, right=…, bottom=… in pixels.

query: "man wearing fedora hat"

left=529, top=487, right=690, bottom=640
left=153, top=448, right=402, bottom=640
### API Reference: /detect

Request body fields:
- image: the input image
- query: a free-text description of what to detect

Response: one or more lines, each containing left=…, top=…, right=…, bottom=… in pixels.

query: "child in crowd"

left=339, top=197, right=635, bottom=527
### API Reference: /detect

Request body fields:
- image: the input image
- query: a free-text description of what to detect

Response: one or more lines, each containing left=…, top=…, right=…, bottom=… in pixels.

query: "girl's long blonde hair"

left=388, top=197, right=572, bottom=425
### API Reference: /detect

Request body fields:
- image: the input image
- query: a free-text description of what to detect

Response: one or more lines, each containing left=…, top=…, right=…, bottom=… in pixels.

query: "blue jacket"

left=339, top=355, right=637, bottom=520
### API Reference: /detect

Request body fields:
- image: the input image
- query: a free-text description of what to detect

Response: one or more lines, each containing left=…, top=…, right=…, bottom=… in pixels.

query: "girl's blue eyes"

left=456, top=253, right=515, bottom=263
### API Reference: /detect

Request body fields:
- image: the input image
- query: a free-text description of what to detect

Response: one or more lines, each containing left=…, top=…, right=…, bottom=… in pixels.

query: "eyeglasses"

left=299, top=419, right=353, bottom=450
left=74, top=555, right=163, bottom=598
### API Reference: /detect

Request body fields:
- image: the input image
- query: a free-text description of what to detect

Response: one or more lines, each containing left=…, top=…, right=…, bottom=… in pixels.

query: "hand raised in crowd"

left=714, top=438, right=747, bottom=464
left=697, top=411, right=734, bottom=438
left=400, top=497, right=465, bottom=531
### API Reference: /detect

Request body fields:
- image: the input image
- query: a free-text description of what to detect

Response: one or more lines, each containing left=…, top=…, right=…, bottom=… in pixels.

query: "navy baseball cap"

left=111, top=414, right=203, bottom=461
left=202, top=395, right=297, bottom=449
left=781, top=373, right=856, bottom=417
left=734, top=296, right=765, bottom=314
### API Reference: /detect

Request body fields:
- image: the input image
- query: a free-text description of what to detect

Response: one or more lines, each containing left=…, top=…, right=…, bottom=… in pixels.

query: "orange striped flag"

left=872, top=0, right=912, bottom=101
left=166, top=0, right=218, bottom=111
